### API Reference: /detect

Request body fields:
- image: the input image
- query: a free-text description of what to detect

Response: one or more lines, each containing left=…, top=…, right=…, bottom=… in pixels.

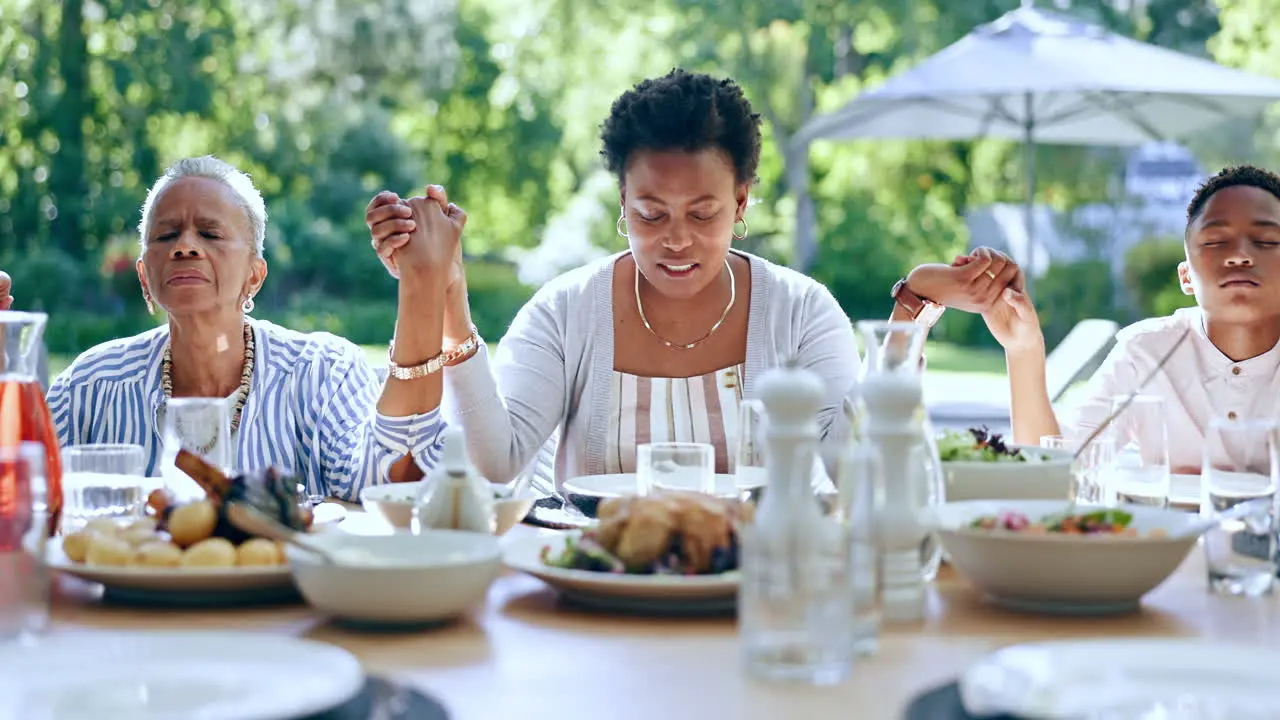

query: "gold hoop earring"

left=733, top=218, right=748, bottom=240
left=616, top=211, right=629, bottom=239
left=242, top=296, right=255, bottom=314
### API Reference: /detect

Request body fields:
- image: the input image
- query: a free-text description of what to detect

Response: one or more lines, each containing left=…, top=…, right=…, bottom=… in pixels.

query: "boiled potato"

left=83, top=518, right=123, bottom=537
left=133, top=540, right=183, bottom=568
left=180, top=537, right=236, bottom=568
left=167, top=501, right=218, bottom=548
left=235, top=538, right=284, bottom=567
left=85, top=535, right=134, bottom=567
left=119, top=524, right=161, bottom=547
left=123, top=516, right=158, bottom=533
left=61, top=530, right=93, bottom=563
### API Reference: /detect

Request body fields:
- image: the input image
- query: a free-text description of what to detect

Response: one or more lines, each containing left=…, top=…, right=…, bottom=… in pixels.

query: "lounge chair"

left=926, top=318, right=1120, bottom=435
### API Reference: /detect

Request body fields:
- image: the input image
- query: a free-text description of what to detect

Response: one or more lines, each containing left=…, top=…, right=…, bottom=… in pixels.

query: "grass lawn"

left=50, top=340, right=1005, bottom=381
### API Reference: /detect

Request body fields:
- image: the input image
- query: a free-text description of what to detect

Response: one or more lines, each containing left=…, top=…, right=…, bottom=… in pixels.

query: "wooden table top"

left=45, top=512, right=1280, bottom=720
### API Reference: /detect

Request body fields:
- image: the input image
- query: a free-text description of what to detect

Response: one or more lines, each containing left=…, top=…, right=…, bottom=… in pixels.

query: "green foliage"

left=1124, top=238, right=1198, bottom=318
left=0, top=0, right=1230, bottom=361
left=1035, top=259, right=1120, bottom=348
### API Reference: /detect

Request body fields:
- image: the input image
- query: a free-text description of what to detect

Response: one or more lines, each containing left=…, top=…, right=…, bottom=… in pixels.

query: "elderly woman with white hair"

left=3, top=155, right=461, bottom=500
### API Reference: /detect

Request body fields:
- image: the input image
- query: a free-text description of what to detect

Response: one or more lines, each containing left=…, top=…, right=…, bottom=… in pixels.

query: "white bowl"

left=359, top=480, right=535, bottom=534
left=941, top=446, right=1075, bottom=502
left=931, top=499, right=1213, bottom=614
left=286, top=530, right=501, bottom=624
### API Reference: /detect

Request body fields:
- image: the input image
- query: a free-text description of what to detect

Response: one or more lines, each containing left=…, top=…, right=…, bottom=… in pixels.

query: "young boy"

left=984, top=165, right=1280, bottom=473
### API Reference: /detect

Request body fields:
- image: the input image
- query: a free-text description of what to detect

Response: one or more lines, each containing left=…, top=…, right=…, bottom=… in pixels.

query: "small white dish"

left=503, top=532, right=738, bottom=613
left=287, top=530, right=501, bottom=625
left=941, top=446, right=1074, bottom=502
left=359, top=480, right=536, bottom=534
left=931, top=499, right=1213, bottom=614
left=0, top=630, right=363, bottom=720
left=311, top=502, right=348, bottom=527
left=960, top=638, right=1280, bottom=718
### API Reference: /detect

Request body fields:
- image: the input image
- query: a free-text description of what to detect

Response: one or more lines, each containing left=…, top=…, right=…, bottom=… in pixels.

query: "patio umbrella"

left=794, top=1, right=1280, bottom=292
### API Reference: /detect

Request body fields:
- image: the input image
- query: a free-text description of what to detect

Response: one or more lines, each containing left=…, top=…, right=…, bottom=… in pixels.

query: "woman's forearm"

left=377, top=271, right=447, bottom=419
left=1005, top=347, right=1061, bottom=445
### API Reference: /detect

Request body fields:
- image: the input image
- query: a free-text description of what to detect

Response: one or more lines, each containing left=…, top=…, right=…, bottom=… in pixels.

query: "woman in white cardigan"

left=364, top=69, right=1023, bottom=485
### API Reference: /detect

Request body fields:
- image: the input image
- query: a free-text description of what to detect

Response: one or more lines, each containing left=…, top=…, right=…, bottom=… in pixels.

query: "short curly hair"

left=600, top=68, right=763, bottom=185
left=1186, top=164, right=1280, bottom=227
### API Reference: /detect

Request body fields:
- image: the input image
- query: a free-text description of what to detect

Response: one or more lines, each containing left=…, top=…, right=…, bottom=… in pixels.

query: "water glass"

left=1076, top=436, right=1117, bottom=505
left=1107, top=395, right=1170, bottom=507
left=60, top=444, right=147, bottom=532
left=160, top=397, right=233, bottom=500
left=838, top=442, right=882, bottom=656
left=1202, top=418, right=1279, bottom=598
left=0, top=442, right=49, bottom=643
left=636, top=442, right=714, bottom=495
left=1039, top=435, right=1065, bottom=450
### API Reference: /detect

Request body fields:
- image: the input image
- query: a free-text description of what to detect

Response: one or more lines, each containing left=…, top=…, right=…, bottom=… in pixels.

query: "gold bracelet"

left=442, top=325, right=481, bottom=367
left=386, top=343, right=446, bottom=380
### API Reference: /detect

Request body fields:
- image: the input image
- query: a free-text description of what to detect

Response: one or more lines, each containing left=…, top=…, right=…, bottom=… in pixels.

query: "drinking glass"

left=1202, top=418, right=1279, bottom=598
left=1076, top=436, right=1117, bottom=505
left=160, top=397, right=233, bottom=500
left=636, top=442, right=714, bottom=495
left=60, top=444, right=148, bottom=532
left=0, top=442, right=48, bottom=643
left=1107, top=395, right=1170, bottom=507
left=734, top=399, right=768, bottom=500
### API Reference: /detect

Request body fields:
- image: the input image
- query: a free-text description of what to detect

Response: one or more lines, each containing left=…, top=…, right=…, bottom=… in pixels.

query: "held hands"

left=906, top=247, right=1022, bottom=314
left=365, top=185, right=467, bottom=285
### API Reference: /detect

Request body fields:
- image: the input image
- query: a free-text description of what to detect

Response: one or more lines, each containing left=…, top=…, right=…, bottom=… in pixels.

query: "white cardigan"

left=442, top=251, right=860, bottom=485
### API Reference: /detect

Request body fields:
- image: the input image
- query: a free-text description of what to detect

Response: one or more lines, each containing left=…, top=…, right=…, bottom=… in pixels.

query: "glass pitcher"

left=0, top=312, right=62, bottom=536
left=854, top=320, right=945, bottom=585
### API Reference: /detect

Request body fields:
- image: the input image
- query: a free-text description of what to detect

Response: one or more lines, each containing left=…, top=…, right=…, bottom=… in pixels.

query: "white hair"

left=137, top=155, right=267, bottom=257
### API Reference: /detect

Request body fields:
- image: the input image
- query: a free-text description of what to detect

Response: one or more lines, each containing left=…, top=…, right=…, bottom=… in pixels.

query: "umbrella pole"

left=1022, top=92, right=1037, bottom=298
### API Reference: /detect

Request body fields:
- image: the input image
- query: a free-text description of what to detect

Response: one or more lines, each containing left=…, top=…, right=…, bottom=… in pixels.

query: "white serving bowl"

left=286, top=530, right=501, bottom=624
left=941, top=446, right=1075, bottom=502
left=930, top=499, right=1213, bottom=614
left=359, top=480, right=536, bottom=535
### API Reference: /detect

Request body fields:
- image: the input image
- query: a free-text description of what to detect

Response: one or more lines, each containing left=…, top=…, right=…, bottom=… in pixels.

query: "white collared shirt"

left=1060, top=307, right=1280, bottom=471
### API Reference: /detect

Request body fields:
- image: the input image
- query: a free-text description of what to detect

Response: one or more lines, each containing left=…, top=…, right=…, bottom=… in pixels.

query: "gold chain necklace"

left=162, top=322, right=255, bottom=454
left=634, top=255, right=736, bottom=350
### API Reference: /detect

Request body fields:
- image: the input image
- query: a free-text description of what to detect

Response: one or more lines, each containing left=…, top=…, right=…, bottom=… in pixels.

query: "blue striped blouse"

left=45, top=318, right=445, bottom=501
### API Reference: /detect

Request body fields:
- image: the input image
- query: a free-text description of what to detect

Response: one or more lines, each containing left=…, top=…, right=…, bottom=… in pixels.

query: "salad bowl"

left=930, top=499, right=1213, bottom=614
left=938, top=428, right=1075, bottom=502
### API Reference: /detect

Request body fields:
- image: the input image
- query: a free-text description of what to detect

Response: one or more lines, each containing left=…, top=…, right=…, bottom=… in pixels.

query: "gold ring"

left=985, top=271, right=996, bottom=279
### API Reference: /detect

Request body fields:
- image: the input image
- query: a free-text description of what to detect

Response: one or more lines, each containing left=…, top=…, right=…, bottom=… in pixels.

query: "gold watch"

left=890, top=279, right=945, bottom=328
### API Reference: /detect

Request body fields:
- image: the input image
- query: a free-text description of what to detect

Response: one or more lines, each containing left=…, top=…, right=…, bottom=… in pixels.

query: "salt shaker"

left=739, top=362, right=854, bottom=684
left=414, top=428, right=495, bottom=534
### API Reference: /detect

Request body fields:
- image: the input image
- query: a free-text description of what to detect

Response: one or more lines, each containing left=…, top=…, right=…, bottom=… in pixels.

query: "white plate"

left=960, top=638, right=1280, bottom=718
left=561, top=472, right=760, bottom=499
left=45, top=539, right=295, bottom=605
left=0, top=631, right=364, bottom=720
left=503, top=532, right=737, bottom=613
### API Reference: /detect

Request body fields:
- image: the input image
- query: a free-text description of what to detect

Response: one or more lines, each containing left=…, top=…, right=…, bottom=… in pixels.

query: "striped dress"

left=604, top=363, right=746, bottom=475
left=45, top=318, right=445, bottom=501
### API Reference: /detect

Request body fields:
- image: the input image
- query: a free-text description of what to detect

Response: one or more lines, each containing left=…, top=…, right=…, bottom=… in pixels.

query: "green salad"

left=937, top=427, right=1047, bottom=463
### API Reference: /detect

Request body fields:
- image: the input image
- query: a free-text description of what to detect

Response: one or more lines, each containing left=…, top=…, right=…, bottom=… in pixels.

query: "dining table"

left=45, top=503, right=1280, bottom=720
